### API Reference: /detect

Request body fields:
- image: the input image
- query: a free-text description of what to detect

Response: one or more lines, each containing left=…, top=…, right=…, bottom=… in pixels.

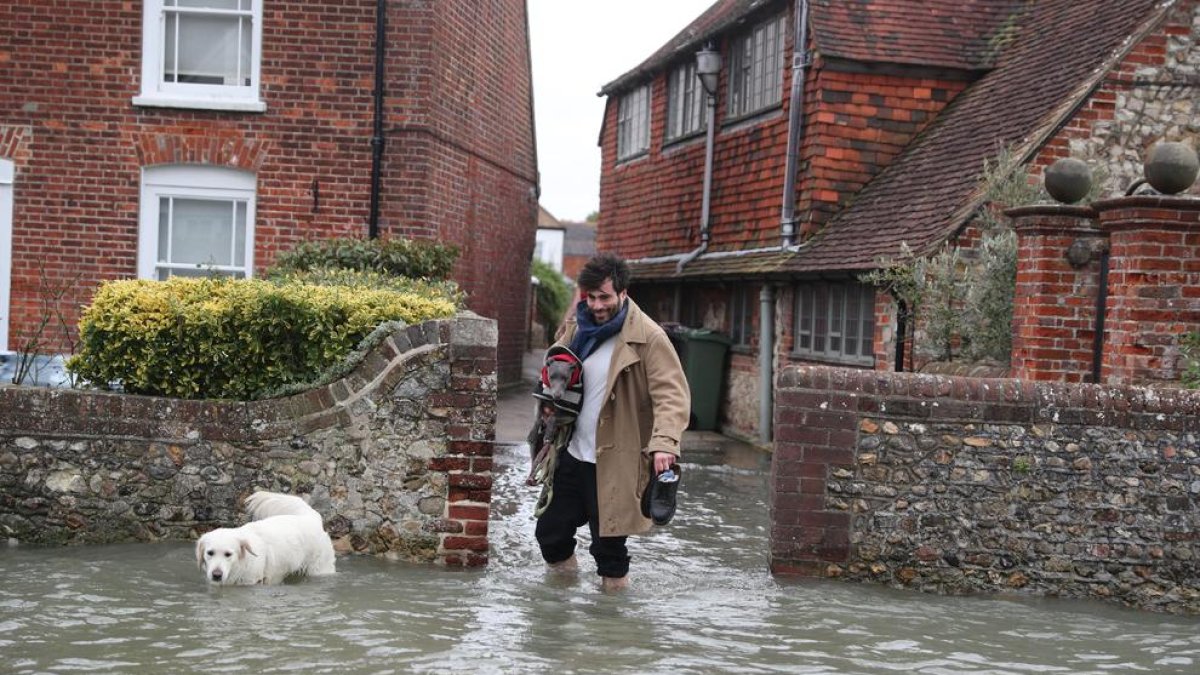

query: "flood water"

left=2, top=441, right=1197, bottom=674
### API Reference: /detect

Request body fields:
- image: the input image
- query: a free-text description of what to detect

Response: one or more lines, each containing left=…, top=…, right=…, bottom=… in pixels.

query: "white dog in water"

left=196, top=491, right=336, bottom=585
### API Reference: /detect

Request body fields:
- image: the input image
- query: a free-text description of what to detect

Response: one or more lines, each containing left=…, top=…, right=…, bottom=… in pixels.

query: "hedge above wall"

left=67, top=275, right=458, bottom=400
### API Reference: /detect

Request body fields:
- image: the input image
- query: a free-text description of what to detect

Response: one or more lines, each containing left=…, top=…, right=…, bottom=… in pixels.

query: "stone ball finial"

left=1144, top=142, right=1199, bottom=195
left=1044, top=157, right=1092, bottom=204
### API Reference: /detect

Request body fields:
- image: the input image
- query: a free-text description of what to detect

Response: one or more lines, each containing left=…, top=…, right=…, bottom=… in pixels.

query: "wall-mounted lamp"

left=696, top=45, right=721, bottom=97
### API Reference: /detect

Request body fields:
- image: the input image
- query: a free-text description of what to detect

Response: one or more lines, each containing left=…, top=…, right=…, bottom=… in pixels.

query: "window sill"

left=132, top=95, right=267, bottom=113
left=615, top=151, right=649, bottom=168
left=721, top=104, right=784, bottom=132
left=789, top=352, right=874, bottom=368
left=662, top=129, right=706, bottom=151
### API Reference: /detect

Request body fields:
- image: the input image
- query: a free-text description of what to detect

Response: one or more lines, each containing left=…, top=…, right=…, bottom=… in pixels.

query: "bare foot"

left=600, top=575, right=629, bottom=592
left=547, top=555, right=578, bottom=574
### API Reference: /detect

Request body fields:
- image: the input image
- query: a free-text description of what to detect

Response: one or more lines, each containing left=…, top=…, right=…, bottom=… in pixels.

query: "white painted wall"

left=535, top=227, right=564, bottom=272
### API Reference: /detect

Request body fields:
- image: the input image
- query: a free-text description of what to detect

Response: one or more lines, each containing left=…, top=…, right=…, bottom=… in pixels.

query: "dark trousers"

left=535, top=450, right=630, bottom=578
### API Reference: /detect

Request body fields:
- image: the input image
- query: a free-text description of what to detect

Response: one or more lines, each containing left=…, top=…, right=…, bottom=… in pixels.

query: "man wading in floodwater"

left=534, top=253, right=690, bottom=592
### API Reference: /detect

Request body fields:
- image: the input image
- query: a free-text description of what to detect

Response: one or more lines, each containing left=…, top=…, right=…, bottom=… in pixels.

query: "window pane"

left=174, top=0, right=244, bottom=8
left=169, top=14, right=249, bottom=86
left=796, top=286, right=812, bottom=351
left=168, top=198, right=237, bottom=266
left=845, top=286, right=860, bottom=357
left=813, top=285, right=827, bottom=353
left=234, top=201, right=247, bottom=266
left=828, top=284, right=844, bottom=353
left=158, top=197, right=171, bottom=262
left=860, top=285, right=875, bottom=357
left=617, top=85, right=649, bottom=158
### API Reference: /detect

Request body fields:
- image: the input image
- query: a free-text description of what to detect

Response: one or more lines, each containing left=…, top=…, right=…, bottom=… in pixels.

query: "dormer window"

left=727, top=13, right=785, bottom=118
left=616, top=84, right=651, bottom=161
left=134, top=0, right=266, bottom=112
left=666, top=61, right=706, bottom=142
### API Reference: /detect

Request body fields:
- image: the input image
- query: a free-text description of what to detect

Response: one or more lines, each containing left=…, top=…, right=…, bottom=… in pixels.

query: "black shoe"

left=641, top=464, right=680, bottom=526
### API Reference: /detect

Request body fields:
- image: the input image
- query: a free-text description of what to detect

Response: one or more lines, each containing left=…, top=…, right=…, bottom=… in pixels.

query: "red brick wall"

left=1009, top=206, right=1106, bottom=382
left=597, top=22, right=967, bottom=259
left=0, top=0, right=536, bottom=384
left=1098, top=197, right=1200, bottom=386
left=799, top=63, right=967, bottom=235
left=1032, top=0, right=1199, bottom=198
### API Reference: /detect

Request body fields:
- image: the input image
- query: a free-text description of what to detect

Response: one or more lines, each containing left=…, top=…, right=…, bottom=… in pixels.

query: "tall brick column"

left=1096, top=196, right=1200, bottom=386
left=1008, top=205, right=1105, bottom=382
left=770, top=367, right=856, bottom=575
left=435, top=313, right=499, bottom=567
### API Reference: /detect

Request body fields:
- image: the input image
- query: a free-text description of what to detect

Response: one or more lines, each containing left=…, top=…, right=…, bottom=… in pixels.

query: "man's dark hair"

left=578, top=253, right=630, bottom=293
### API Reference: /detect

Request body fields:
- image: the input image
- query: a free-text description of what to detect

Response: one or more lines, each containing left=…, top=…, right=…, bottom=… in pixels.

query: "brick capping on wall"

left=0, top=313, right=498, bottom=567
left=772, top=365, right=1200, bottom=615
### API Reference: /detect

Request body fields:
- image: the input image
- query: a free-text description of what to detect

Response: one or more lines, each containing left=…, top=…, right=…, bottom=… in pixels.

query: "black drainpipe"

left=368, top=0, right=387, bottom=239
left=894, top=300, right=907, bottom=373
left=1091, top=249, right=1110, bottom=383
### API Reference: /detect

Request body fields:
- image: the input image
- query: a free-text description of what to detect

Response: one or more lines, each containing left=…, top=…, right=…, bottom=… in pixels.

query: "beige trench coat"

left=555, top=298, right=691, bottom=536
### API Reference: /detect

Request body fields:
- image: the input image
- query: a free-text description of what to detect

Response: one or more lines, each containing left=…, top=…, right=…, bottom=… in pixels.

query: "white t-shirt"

left=566, top=338, right=616, bottom=464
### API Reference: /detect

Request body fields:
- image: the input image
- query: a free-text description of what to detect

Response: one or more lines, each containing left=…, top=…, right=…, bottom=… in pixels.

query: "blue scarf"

left=569, top=299, right=628, bottom=362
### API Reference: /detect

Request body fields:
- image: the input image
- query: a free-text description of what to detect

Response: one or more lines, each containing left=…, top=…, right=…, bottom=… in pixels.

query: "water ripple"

left=0, top=442, right=1196, bottom=673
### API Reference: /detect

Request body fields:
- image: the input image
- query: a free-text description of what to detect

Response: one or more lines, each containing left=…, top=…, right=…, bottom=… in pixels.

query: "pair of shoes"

left=640, top=463, right=680, bottom=526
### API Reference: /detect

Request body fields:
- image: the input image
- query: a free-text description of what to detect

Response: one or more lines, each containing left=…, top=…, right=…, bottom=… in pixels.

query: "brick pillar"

left=770, top=366, right=856, bottom=576
left=1008, top=205, right=1104, bottom=382
left=1096, top=196, right=1200, bottom=386
left=436, top=313, right=498, bottom=567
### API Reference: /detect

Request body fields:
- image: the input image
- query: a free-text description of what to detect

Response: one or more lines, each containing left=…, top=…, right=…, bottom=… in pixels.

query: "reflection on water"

left=2, top=442, right=1197, bottom=674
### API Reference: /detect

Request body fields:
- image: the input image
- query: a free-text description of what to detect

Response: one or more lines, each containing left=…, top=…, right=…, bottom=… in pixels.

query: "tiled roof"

left=629, top=249, right=797, bottom=282
left=810, top=0, right=1024, bottom=70
left=600, top=0, right=773, bottom=96
left=779, top=0, right=1171, bottom=275
left=562, top=221, right=596, bottom=256
left=599, top=0, right=1024, bottom=97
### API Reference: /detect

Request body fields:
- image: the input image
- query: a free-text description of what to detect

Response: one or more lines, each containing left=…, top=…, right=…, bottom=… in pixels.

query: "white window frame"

left=0, top=159, right=12, bottom=353
left=793, top=281, right=876, bottom=365
left=727, top=13, right=785, bottom=118
left=138, top=165, right=257, bottom=280
left=616, top=84, right=651, bottom=161
left=133, top=0, right=266, bottom=112
left=666, top=60, right=706, bottom=142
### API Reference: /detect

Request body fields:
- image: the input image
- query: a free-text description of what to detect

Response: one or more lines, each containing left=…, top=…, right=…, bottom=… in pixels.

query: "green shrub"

left=1182, top=332, right=1200, bottom=389
left=270, top=236, right=460, bottom=280
left=531, top=259, right=573, bottom=329
left=271, top=268, right=466, bottom=309
left=962, top=229, right=1017, bottom=361
left=66, top=275, right=458, bottom=400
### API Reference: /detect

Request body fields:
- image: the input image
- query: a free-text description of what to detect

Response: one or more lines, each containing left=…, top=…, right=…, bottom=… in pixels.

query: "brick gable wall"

left=1031, top=0, right=1199, bottom=197
left=0, top=0, right=536, bottom=384
left=597, top=26, right=968, bottom=259
left=800, top=64, right=968, bottom=235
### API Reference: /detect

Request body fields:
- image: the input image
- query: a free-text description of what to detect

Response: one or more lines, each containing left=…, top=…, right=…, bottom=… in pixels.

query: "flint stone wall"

left=771, top=365, right=1200, bottom=614
left=0, top=314, right=497, bottom=567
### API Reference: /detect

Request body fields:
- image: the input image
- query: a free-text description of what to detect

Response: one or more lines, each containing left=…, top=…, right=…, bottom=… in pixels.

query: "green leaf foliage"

left=1182, top=332, right=1200, bottom=389
left=269, top=236, right=460, bottom=280
left=66, top=275, right=458, bottom=400
left=531, top=259, right=572, bottom=329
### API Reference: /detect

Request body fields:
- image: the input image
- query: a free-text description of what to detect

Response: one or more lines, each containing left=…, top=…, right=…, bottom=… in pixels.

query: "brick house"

left=597, top=0, right=1199, bottom=443
left=561, top=219, right=597, bottom=282
left=0, top=0, right=538, bottom=385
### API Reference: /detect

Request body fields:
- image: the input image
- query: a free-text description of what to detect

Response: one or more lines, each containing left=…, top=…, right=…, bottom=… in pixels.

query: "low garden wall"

left=0, top=313, right=497, bottom=567
left=771, top=365, right=1200, bottom=614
